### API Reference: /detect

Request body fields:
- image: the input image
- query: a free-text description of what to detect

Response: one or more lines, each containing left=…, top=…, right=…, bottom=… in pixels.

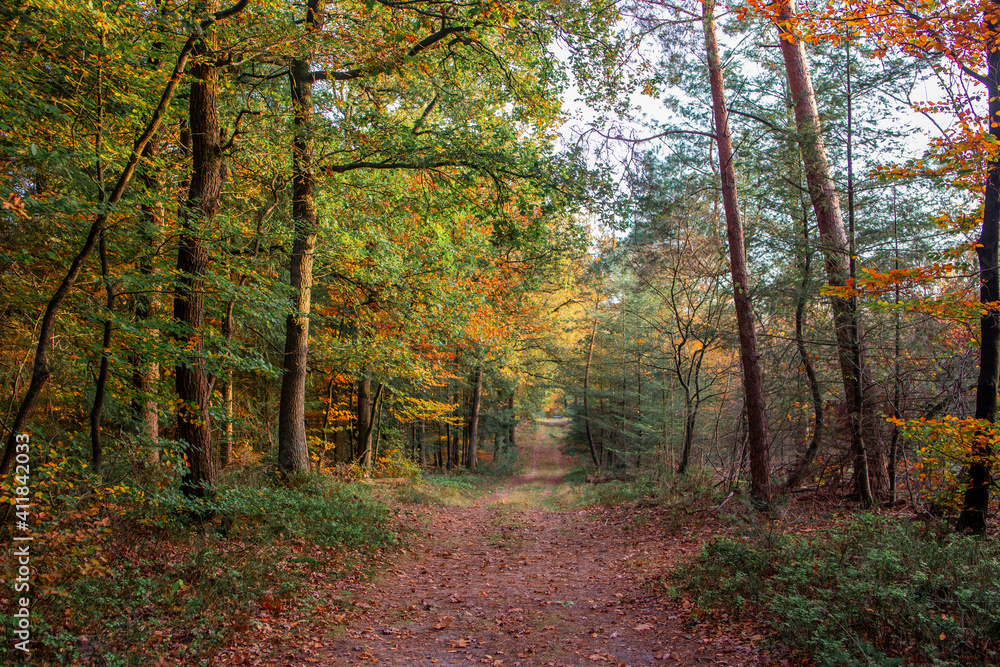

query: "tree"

left=771, top=0, right=873, bottom=507
left=278, top=0, right=326, bottom=473
left=174, top=1, right=231, bottom=498
left=702, top=0, right=771, bottom=502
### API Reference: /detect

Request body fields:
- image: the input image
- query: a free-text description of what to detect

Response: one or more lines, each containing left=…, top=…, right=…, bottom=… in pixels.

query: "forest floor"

left=214, top=420, right=775, bottom=667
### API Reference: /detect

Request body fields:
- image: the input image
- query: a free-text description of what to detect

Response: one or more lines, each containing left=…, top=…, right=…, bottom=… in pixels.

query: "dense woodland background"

left=3, top=0, right=1000, bottom=664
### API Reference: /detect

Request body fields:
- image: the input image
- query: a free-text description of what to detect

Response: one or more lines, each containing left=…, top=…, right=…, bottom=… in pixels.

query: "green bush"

left=576, top=468, right=718, bottom=509
left=475, top=448, right=524, bottom=477
left=674, top=515, right=1000, bottom=666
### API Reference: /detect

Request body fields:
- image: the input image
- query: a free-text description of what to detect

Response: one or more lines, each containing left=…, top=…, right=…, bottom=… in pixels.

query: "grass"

left=673, top=513, right=1000, bottom=666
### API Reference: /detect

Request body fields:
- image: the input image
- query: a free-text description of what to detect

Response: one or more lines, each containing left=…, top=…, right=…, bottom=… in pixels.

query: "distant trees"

left=554, top=0, right=984, bottom=511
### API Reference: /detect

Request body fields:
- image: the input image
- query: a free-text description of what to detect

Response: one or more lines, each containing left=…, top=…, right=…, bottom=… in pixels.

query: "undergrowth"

left=475, top=447, right=524, bottom=477
left=0, top=471, right=396, bottom=666
left=391, top=472, right=494, bottom=506
left=673, top=514, right=1000, bottom=666
left=576, top=467, right=719, bottom=510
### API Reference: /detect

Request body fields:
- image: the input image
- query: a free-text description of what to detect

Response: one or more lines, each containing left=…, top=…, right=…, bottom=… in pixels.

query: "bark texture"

left=175, top=37, right=222, bottom=498
left=278, top=0, right=326, bottom=472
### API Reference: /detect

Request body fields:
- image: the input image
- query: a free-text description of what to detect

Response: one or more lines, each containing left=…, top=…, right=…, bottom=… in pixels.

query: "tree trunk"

left=957, top=8, right=1000, bottom=533
left=703, top=0, right=771, bottom=503
left=677, top=391, right=697, bottom=476
left=773, top=0, right=871, bottom=507
left=583, top=320, right=600, bottom=467
left=175, top=31, right=223, bottom=499
left=90, top=86, right=111, bottom=479
left=786, top=203, right=824, bottom=489
left=372, top=385, right=384, bottom=464
left=420, top=419, right=427, bottom=470
left=508, top=392, right=516, bottom=449
left=219, top=295, right=240, bottom=469
left=278, top=0, right=326, bottom=473
left=90, top=231, right=113, bottom=479
left=133, top=131, right=165, bottom=465
left=357, top=367, right=372, bottom=467
left=468, top=365, right=483, bottom=470
left=889, top=199, right=901, bottom=503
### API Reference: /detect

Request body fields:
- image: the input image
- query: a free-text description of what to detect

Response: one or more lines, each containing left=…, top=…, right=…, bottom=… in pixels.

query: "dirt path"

left=229, top=421, right=763, bottom=666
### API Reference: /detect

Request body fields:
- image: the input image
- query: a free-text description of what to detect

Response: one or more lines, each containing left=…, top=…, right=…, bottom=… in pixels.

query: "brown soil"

left=217, top=421, right=766, bottom=667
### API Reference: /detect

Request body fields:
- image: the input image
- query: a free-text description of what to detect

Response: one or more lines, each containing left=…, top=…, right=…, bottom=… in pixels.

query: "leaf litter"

left=213, top=422, right=775, bottom=666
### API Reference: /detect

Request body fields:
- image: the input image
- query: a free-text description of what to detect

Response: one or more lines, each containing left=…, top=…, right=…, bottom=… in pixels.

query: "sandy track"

left=224, top=421, right=762, bottom=667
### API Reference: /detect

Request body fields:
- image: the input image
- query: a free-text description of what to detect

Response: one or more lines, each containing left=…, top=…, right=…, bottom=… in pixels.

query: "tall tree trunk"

left=583, top=320, right=600, bottom=467
left=677, top=388, right=696, bottom=476
left=372, top=385, right=384, bottom=464
left=278, top=0, right=326, bottom=473
left=133, top=132, right=165, bottom=465
left=957, top=7, right=1000, bottom=533
left=467, top=365, right=483, bottom=470
left=703, top=0, right=771, bottom=503
left=90, top=76, right=110, bottom=479
left=445, top=422, right=453, bottom=470
left=357, top=367, right=372, bottom=467
left=220, top=301, right=236, bottom=469
left=420, top=419, right=427, bottom=470
left=90, top=231, right=114, bottom=479
left=787, top=202, right=824, bottom=489
left=175, top=30, right=223, bottom=499
left=889, top=195, right=901, bottom=502
left=508, top=392, right=516, bottom=449
left=773, top=0, right=871, bottom=507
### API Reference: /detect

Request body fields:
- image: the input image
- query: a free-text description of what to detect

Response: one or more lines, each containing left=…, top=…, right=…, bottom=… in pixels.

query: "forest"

left=2, top=0, right=1000, bottom=664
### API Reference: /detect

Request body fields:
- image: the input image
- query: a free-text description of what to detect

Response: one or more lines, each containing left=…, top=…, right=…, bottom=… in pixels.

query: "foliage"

left=890, top=416, right=1000, bottom=514
left=675, top=516, right=1000, bottom=666
left=391, top=473, right=494, bottom=506
left=373, top=447, right=422, bottom=480
left=474, top=447, right=524, bottom=478
left=575, top=468, right=718, bottom=509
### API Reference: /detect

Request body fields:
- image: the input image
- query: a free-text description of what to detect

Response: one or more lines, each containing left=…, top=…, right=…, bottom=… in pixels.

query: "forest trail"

left=231, top=421, right=763, bottom=667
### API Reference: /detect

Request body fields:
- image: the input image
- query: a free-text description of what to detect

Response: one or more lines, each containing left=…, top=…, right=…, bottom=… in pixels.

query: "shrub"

left=674, top=515, right=1000, bottom=666
left=475, top=447, right=523, bottom=477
